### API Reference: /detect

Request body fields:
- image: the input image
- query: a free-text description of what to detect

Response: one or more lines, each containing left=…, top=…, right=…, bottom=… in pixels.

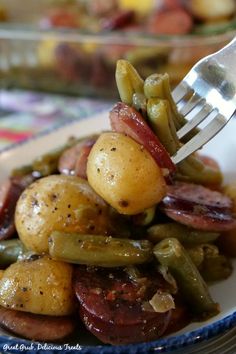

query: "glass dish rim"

left=0, top=23, right=235, bottom=48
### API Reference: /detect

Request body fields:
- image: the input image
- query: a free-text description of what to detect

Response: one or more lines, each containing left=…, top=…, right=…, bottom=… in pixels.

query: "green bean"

left=11, top=164, right=33, bottom=177
left=147, top=98, right=179, bottom=155
left=0, top=239, right=26, bottom=267
left=116, top=60, right=144, bottom=105
left=185, top=243, right=233, bottom=282
left=146, top=96, right=221, bottom=184
left=144, top=73, right=166, bottom=99
left=147, top=223, right=219, bottom=245
left=144, top=73, right=187, bottom=130
left=177, top=157, right=223, bottom=185
left=12, top=135, right=99, bottom=178
left=132, top=93, right=147, bottom=117
left=187, top=246, right=205, bottom=268
left=49, top=231, right=153, bottom=267
left=144, top=72, right=203, bottom=145
left=32, top=136, right=79, bottom=176
left=153, top=238, right=218, bottom=316
left=125, top=47, right=168, bottom=66
left=201, top=254, right=233, bottom=282
left=12, top=136, right=78, bottom=177
left=191, top=244, right=233, bottom=281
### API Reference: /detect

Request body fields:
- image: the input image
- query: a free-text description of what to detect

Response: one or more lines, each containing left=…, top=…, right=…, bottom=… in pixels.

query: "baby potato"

left=189, top=0, right=235, bottom=21
left=87, top=132, right=167, bottom=215
left=0, top=256, right=74, bottom=316
left=15, top=175, right=110, bottom=253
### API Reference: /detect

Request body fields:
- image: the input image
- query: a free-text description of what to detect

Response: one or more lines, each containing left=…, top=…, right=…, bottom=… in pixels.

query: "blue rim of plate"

left=0, top=311, right=236, bottom=354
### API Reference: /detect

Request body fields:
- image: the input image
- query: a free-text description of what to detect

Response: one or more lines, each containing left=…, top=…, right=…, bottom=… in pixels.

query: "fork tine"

left=172, top=81, right=189, bottom=103
left=179, top=93, right=203, bottom=116
left=177, top=103, right=212, bottom=139
left=172, top=113, right=229, bottom=165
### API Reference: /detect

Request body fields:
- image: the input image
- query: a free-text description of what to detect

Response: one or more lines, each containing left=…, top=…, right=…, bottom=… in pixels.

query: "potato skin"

left=15, top=175, right=110, bottom=253
left=87, top=132, right=167, bottom=215
left=0, top=257, right=74, bottom=316
left=189, top=0, right=235, bottom=20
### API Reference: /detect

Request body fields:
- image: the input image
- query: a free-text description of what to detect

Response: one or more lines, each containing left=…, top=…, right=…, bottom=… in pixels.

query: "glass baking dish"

left=0, top=24, right=235, bottom=98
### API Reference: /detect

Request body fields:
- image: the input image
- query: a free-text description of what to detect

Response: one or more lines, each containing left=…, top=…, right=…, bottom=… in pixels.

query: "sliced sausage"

left=55, top=43, right=91, bottom=82
left=74, top=266, right=172, bottom=345
left=162, top=0, right=183, bottom=10
left=146, top=9, right=193, bottom=35
left=101, top=10, right=135, bottom=31
left=58, top=136, right=98, bottom=179
left=110, top=102, right=176, bottom=174
left=0, top=175, right=33, bottom=240
left=0, top=306, right=75, bottom=341
left=160, top=181, right=236, bottom=231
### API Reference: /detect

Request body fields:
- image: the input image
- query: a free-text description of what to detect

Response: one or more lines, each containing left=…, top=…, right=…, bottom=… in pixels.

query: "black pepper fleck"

left=118, top=200, right=129, bottom=207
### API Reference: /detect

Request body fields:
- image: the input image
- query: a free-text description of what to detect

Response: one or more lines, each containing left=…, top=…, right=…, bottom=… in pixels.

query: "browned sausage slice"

left=101, top=10, right=135, bottom=30
left=160, top=182, right=236, bottom=231
left=0, top=175, right=33, bottom=240
left=147, top=9, right=193, bottom=35
left=74, top=266, right=172, bottom=345
left=110, top=102, right=176, bottom=174
left=0, top=306, right=75, bottom=341
left=58, top=136, right=97, bottom=179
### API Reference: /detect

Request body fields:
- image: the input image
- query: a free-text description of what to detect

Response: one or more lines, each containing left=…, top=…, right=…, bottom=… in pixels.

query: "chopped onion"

left=149, top=290, right=175, bottom=313
left=157, top=264, right=177, bottom=294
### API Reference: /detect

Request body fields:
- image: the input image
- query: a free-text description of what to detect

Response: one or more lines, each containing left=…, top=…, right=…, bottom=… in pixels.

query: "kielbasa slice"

left=74, top=266, right=172, bottom=344
left=0, top=175, right=33, bottom=240
left=146, top=8, right=193, bottom=35
left=160, top=182, right=236, bottom=231
left=58, top=136, right=97, bottom=179
left=110, top=102, right=176, bottom=174
left=0, top=306, right=75, bottom=341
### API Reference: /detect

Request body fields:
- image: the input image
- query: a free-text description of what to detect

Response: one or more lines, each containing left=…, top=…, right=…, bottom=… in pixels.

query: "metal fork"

left=171, top=36, right=236, bottom=164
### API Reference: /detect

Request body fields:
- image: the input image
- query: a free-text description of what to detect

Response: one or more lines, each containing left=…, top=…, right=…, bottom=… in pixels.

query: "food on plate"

left=0, top=60, right=235, bottom=345
left=87, top=132, right=167, bottom=214
left=0, top=307, right=75, bottom=341
left=15, top=175, right=112, bottom=253
left=0, top=256, right=74, bottom=316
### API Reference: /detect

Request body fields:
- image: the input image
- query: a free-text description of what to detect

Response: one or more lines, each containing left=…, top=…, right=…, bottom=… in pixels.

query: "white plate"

left=0, top=112, right=236, bottom=354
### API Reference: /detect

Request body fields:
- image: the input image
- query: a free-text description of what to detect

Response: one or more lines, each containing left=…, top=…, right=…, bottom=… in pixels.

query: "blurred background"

left=0, top=0, right=235, bottom=147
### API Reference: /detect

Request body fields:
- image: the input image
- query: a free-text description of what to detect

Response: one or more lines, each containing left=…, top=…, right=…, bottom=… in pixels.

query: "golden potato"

left=15, top=175, right=110, bottom=253
left=189, top=0, right=235, bottom=20
left=0, top=256, right=74, bottom=316
left=87, top=132, right=167, bottom=215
